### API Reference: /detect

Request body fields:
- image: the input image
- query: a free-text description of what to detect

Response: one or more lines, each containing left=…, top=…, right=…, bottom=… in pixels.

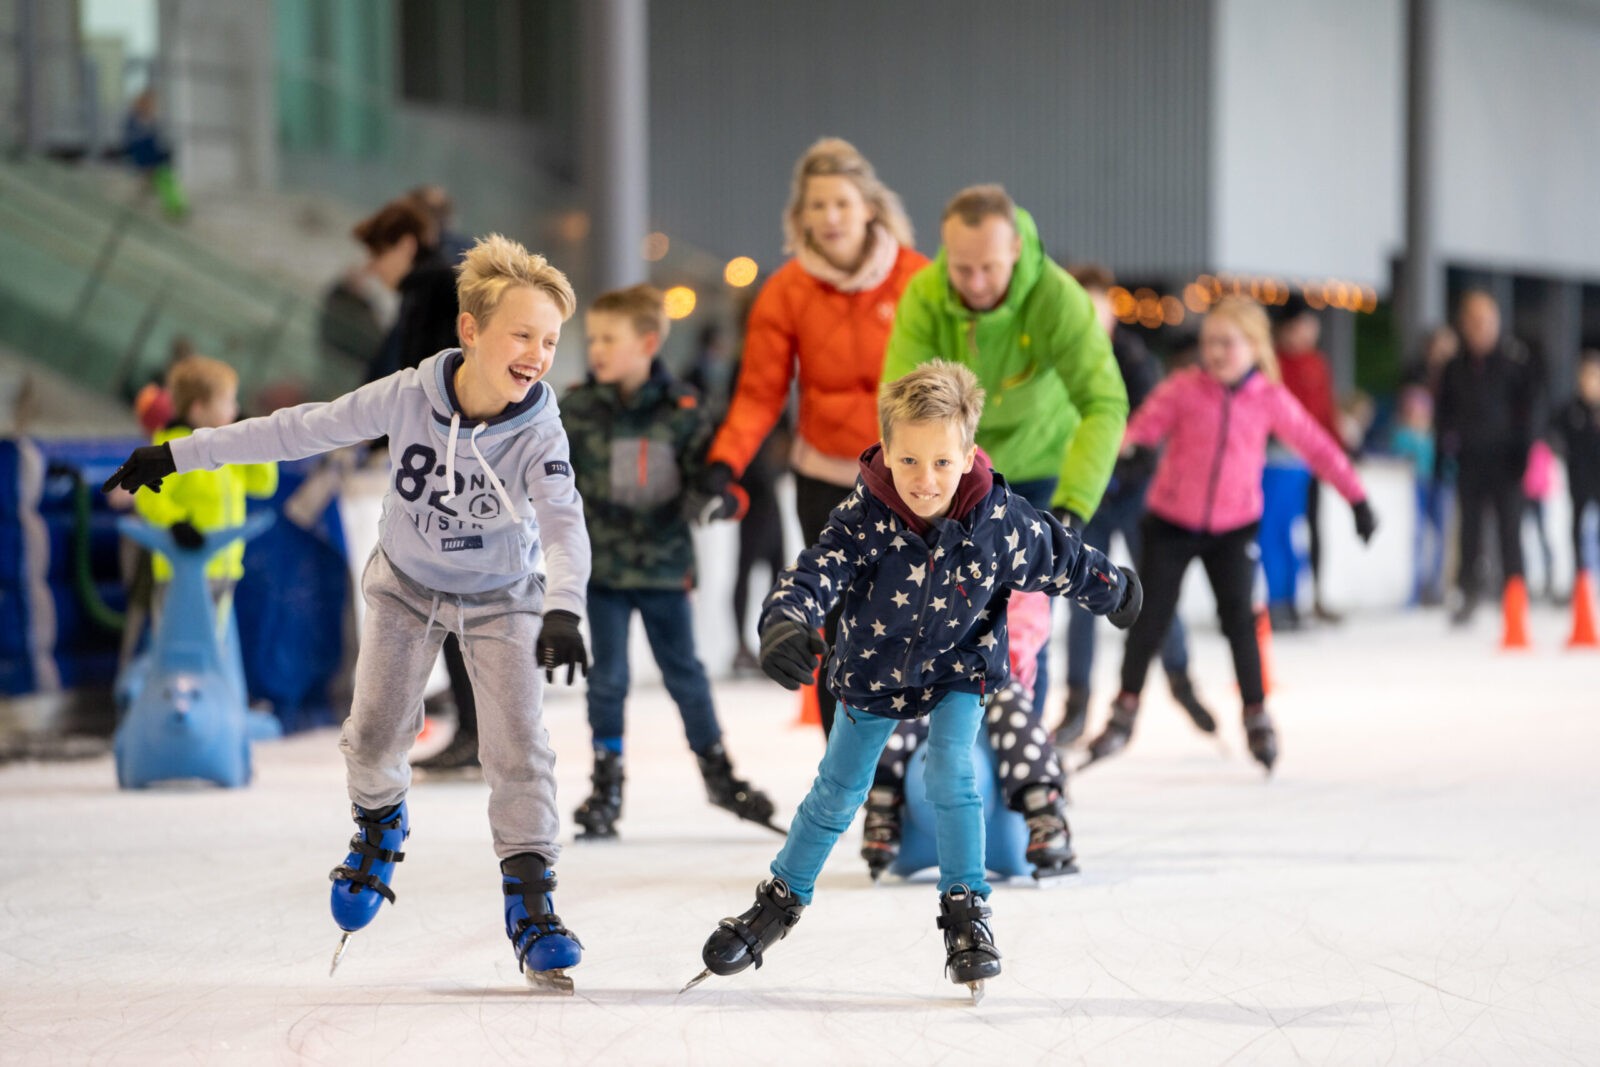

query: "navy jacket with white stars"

left=760, top=443, right=1129, bottom=720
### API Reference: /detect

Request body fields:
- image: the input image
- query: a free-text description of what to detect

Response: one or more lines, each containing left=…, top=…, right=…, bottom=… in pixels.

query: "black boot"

left=860, top=785, right=901, bottom=881
left=937, top=885, right=1002, bottom=1000
left=701, top=877, right=805, bottom=977
left=1082, top=692, right=1140, bottom=768
left=1165, top=671, right=1216, bottom=734
left=1243, top=704, right=1278, bottom=774
left=412, top=728, right=480, bottom=774
left=696, top=742, right=780, bottom=831
left=1052, top=685, right=1090, bottom=748
left=1017, top=782, right=1077, bottom=878
left=572, top=748, right=624, bottom=839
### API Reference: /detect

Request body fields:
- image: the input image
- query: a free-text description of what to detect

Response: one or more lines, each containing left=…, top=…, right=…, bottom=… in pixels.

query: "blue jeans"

left=1066, top=487, right=1188, bottom=688
left=1411, top=481, right=1451, bottom=604
left=1007, top=477, right=1057, bottom=715
left=773, top=692, right=990, bottom=902
left=585, top=584, right=721, bottom=753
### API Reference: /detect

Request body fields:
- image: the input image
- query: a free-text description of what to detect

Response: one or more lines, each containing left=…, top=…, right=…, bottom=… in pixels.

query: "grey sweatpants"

left=342, top=548, right=562, bottom=863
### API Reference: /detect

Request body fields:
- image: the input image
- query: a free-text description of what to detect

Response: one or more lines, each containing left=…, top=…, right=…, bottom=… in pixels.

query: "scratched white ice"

left=2, top=607, right=1596, bottom=1065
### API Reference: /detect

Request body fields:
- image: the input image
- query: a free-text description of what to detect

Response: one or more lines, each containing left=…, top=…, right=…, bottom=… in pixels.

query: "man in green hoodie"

left=882, top=185, right=1127, bottom=718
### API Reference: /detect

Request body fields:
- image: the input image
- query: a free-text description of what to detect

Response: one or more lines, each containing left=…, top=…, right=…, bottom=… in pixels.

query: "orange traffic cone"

left=1255, top=609, right=1274, bottom=697
left=1568, top=570, right=1599, bottom=649
left=1500, top=575, right=1531, bottom=650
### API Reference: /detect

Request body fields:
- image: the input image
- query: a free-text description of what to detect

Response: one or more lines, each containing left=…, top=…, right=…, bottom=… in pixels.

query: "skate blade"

left=523, top=967, right=575, bottom=995
left=966, top=980, right=985, bottom=1005
left=679, top=968, right=713, bottom=994
left=1030, top=862, right=1080, bottom=881
left=329, top=931, right=353, bottom=977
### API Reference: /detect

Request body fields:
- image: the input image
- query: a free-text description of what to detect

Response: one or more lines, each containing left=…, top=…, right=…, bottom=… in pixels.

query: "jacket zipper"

left=896, top=546, right=938, bottom=704
left=1201, top=386, right=1233, bottom=532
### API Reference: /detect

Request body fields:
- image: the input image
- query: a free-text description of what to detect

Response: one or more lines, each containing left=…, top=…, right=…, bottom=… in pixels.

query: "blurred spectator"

left=408, top=184, right=473, bottom=264
left=705, top=137, right=927, bottom=734
left=1391, top=385, right=1446, bottom=606
left=1435, top=290, right=1541, bottom=630
left=1555, top=351, right=1600, bottom=591
left=685, top=323, right=736, bottom=419
left=319, top=265, right=386, bottom=373
left=123, top=88, right=187, bottom=221
left=353, top=198, right=458, bottom=382
left=1272, top=295, right=1343, bottom=624
left=1402, top=324, right=1460, bottom=398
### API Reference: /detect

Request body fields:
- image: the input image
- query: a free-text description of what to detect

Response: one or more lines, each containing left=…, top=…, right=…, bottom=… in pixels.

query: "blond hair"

left=879, top=361, right=986, bottom=449
left=1205, top=296, right=1280, bottom=383
left=783, top=137, right=914, bottom=255
left=166, top=355, right=238, bottom=421
left=942, top=184, right=1017, bottom=229
left=457, top=234, right=576, bottom=328
left=590, top=283, right=668, bottom=342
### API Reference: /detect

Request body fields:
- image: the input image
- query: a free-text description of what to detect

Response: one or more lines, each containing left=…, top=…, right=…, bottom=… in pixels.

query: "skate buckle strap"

left=328, top=808, right=406, bottom=903
left=506, top=874, right=583, bottom=967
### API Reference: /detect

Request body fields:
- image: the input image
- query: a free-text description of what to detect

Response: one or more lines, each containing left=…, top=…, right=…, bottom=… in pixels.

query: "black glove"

left=536, top=609, right=588, bottom=685
left=758, top=618, right=827, bottom=691
left=684, top=461, right=743, bottom=524
left=1049, top=506, right=1086, bottom=532
left=1352, top=499, right=1378, bottom=544
left=1112, top=445, right=1159, bottom=486
left=101, top=443, right=177, bottom=494
left=1107, top=566, right=1143, bottom=630
left=170, top=521, right=205, bottom=550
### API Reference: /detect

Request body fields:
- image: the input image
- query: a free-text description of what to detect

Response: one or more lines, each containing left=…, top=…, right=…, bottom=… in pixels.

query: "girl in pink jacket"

left=1084, top=297, right=1377, bottom=773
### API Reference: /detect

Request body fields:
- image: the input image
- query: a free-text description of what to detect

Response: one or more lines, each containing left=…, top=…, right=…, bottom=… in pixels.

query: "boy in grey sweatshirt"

left=104, top=234, right=592, bottom=992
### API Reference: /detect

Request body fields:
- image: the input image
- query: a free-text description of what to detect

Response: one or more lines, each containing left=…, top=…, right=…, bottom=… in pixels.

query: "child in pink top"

left=1085, top=297, right=1378, bottom=773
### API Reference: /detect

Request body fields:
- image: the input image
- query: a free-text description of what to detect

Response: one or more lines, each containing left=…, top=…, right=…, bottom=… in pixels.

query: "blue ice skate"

left=502, top=854, right=582, bottom=994
left=327, top=800, right=409, bottom=975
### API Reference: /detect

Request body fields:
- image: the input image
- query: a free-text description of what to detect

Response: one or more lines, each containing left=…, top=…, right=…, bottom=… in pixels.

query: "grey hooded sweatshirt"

left=169, top=350, right=590, bottom=610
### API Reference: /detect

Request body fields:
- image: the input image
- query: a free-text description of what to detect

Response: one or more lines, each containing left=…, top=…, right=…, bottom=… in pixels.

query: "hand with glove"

left=1049, top=506, right=1086, bottom=532
left=1111, top=444, right=1159, bottom=487
left=757, top=617, right=827, bottom=690
left=536, top=609, right=589, bottom=685
left=684, top=460, right=746, bottom=525
left=101, top=443, right=177, bottom=494
left=1107, top=566, right=1143, bottom=630
left=1351, top=499, right=1378, bottom=544
left=170, top=521, right=205, bottom=550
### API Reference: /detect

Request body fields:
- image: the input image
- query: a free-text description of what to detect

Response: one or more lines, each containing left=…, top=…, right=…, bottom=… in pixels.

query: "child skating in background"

left=684, top=362, right=1141, bottom=1001
left=104, top=235, right=593, bottom=993
left=1391, top=385, right=1447, bottom=607
left=1083, top=297, right=1377, bottom=774
left=561, top=284, right=780, bottom=839
left=133, top=354, right=277, bottom=609
left=1520, top=440, right=1556, bottom=602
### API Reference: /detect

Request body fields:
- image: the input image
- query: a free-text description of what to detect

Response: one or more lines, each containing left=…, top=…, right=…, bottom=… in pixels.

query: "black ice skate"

left=696, top=742, right=786, bottom=835
left=1052, top=685, right=1090, bottom=749
left=860, top=785, right=902, bottom=882
left=1166, top=671, right=1217, bottom=734
left=1017, top=783, right=1078, bottom=879
left=1077, top=693, right=1140, bottom=772
left=1242, top=705, right=1278, bottom=774
left=681, top=877, right=805, bottom=992
left=411, top=729, right=481, bottom=777
left=572, top=748, right=623, bottom=840
left=937, top=885, right=1002, bottom=1004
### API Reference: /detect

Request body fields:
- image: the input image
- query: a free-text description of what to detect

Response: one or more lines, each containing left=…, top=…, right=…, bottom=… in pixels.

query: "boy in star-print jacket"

left=692, top=361, right=1141, bottom=995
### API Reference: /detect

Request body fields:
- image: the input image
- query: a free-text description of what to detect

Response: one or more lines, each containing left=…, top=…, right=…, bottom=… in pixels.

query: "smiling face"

left=454, top=285, right=563, bottom=418
left=585, top=310, right=657, bottom=394
left=799, top=174, right=873, bottom=271
left=884, top=417, right=977, bottom=521
left=1200, top=315, right=1260, bottom=387
left=942, top=215, right=1021, bottom=312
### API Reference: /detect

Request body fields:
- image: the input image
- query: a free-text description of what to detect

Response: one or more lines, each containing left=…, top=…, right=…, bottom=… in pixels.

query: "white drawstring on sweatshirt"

left=439, top=410, right=520, bottom=521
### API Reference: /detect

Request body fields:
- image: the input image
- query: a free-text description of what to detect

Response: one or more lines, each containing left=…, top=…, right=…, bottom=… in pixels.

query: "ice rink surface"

left=2, top=608, right=1597, bottom=1065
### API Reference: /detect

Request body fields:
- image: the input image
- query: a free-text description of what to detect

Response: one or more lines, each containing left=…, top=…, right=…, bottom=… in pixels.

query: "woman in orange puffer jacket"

left=705, top=138, right=926, bottom=734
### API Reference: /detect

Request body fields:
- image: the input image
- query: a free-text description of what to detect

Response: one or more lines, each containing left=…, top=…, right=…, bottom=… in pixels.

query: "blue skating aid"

left=111, top=513, right=275, bottom=790
left=891, top=738, right=1031, bottom=882
left=502, top=855, right=583, bottom=994
left=328, top=800, right=410, bottom=975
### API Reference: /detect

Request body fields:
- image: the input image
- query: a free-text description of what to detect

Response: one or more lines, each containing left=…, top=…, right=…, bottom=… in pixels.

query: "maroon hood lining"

left=858, top=442, right=995, bottom=537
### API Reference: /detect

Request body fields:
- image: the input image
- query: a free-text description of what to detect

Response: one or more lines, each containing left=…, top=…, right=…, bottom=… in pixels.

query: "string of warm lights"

left=1109, top=274, right=1380, bottom=330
